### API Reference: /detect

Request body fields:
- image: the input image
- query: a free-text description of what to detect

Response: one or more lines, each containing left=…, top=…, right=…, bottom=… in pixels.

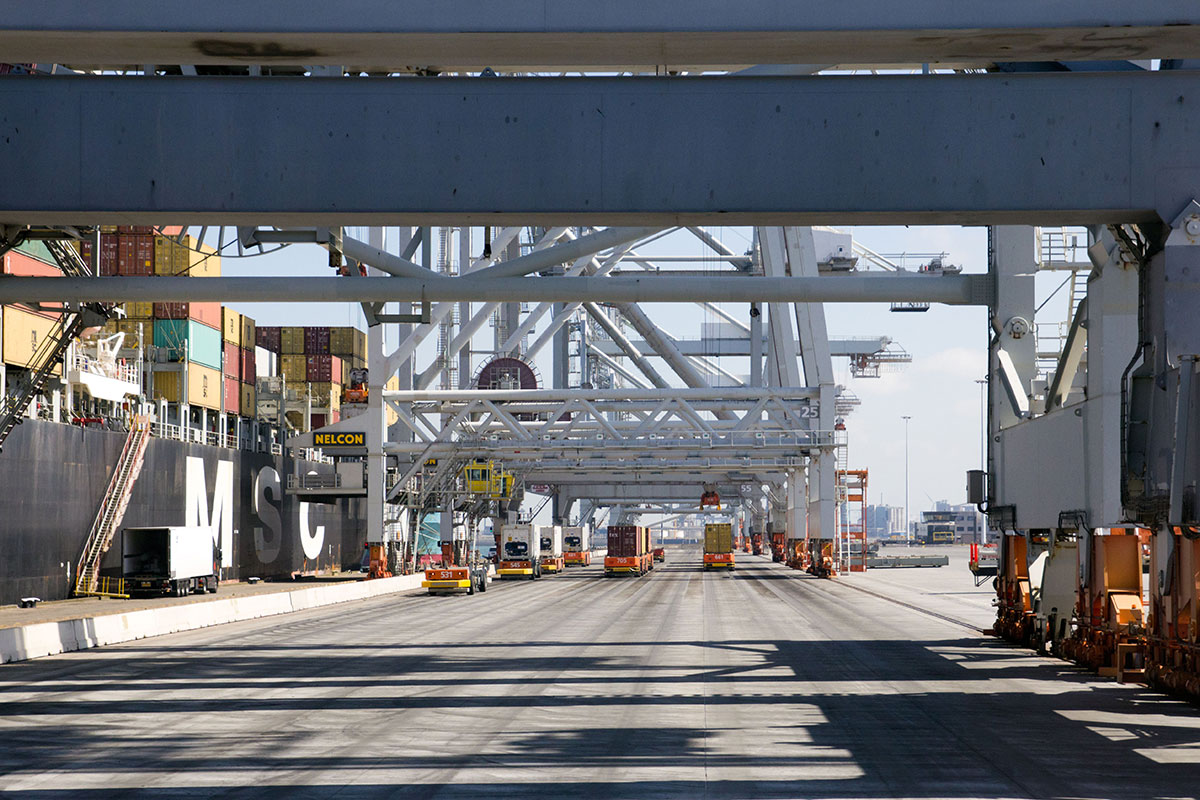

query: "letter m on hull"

left=186, top=456, right=234, bottom=567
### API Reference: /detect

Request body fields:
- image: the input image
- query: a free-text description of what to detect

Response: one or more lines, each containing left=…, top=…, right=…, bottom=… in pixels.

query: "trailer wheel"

left=478, top=573, right=488, bottom=592
left=207, top=575, right=218, bottom=594
left=467, top=577, right=476, bottom=595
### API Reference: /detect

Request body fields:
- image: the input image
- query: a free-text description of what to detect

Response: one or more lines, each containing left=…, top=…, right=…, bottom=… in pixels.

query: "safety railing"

left=287, top=473, right=344, bottom=490
left=70, top=351, right=141, bottom=385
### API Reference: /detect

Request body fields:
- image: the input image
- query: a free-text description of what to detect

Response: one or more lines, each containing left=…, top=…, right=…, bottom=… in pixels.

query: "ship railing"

left=286, top=473, right=343, bottom=490
left=151, top=421, right=239, bottom=450
left=204, top=430, right=240, bottom=450
left=70, top=351, right=141, bottom=385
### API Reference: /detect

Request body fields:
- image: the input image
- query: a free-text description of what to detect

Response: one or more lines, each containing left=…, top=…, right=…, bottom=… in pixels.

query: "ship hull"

left=0, top=419, right=366, bottom=605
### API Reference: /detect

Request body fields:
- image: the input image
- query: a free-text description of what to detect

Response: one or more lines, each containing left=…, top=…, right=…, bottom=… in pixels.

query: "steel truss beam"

left=3, top=73, right=1198, bottom=225
left=592, top=336, right=892, bottom=358
left=374, top=388, right=829, bottom=457
left=0, top=274, right=989, bottom=305
left=4, top=4, right=1197, bottom=67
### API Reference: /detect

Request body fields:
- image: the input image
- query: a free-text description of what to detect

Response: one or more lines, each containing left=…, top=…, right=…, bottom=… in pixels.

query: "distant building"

left=924, top=501, right=987, bottom=543
left=863, top=504, right=905, bottom=538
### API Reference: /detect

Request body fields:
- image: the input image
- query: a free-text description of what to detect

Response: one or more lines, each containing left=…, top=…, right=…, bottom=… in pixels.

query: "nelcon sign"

left=313, top=432, right=365, bottom=449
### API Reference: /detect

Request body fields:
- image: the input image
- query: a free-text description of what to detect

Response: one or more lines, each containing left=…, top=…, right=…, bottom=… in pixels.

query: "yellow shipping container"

left=704, top=523, right=734, bottom=554
left=281, top=326, right=305, bottom=354
left=154, top=235, right=195, bottom=276
left=240, top=314, right=255, bottom=348
left=154, top=235, right=223, bottom=278
left=121, top=301, right=154, bottom=319
left=115, top=319, right=148, bottom=349
left=153, top=237, right=175, bottom=275
left=329, top=326, right=367, bottom=359
left=310, top=382, right=342, bottom=411
left=221, top=308, right=241, bottom=346
left=3, top=306, right=62, bottom=375
left=240, top=383, right=256, bottom=417
left=192, top=241, right=222, bottom=278
left=281, top=354, right=307, bottom=382
left=153, top=363, right=222, bottom=410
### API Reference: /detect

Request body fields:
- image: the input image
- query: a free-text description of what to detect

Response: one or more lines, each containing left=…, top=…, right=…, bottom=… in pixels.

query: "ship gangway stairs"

left=74, top=414, right=153, bottom=598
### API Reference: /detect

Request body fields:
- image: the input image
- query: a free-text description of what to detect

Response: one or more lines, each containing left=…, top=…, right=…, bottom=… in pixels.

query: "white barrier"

left=0, top=573, right=427, bottom=665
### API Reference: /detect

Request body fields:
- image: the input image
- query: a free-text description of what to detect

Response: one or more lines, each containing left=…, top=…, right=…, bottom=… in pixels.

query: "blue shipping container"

left=153, top=319, right=222, bottom=370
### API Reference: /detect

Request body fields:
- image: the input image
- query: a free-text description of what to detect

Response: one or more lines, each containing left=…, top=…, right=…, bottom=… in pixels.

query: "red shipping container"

left=305, top=354, right=343, bottom=382
left=79, top=236, right=120, bottom=275
left=130, top=235, right=154, bottom=275
left=223, top=341, right=240, bottom=378
left=311, top=413, right=327, bottom=429
left=117, top=225, right=154, bottom=235
left=256, top=326, right=281, bottom=353
left=223, top=376, right=239, bottom=413
left=3, top=250, right=61, bottom=277
left=153, top=302, right=221, bottom=329
left=304, top=327, right=330, bottom=354
left=607, top=525, right=648, bottom=557
left=117, top=236, right=137, bottom=274
left=239, top=347, right=256, bottom=382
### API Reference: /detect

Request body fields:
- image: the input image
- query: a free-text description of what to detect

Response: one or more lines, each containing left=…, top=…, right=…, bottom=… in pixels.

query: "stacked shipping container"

left=604, top=525, right=654, bottom=576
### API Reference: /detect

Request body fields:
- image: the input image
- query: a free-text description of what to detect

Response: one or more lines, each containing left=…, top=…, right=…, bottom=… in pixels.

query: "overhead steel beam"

left=4, top=3, right=1198, bottom=67
left=592, top=336, right=892, bottom=358
left=0, top=274, right=990, bottom=305
left=382, top=386, right=817, bottom=403
left=3, top=73, right=1199, bottom=225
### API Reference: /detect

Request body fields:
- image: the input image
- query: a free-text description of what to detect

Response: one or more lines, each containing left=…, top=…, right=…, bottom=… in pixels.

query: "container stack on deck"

left=1, top=229, right=370, bottom=436
left=256, top=325, right=367, bottom=431
left=1, top=240, right=77, bottom=379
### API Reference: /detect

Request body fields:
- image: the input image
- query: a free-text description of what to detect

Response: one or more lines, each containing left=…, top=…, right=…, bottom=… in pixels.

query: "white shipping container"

left=255, top=346, right=277, bottom=378
left=500, top=524, right=540, bottom=562
left=562, top=526, right=588, bottom=552
left=538, top=525, right=563, bottom=558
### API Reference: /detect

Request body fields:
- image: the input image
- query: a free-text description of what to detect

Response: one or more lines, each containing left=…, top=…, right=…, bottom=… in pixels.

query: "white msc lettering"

left=299, top=499, right=326, bottom=560
left=254, top=466, right=283, bottom=563
left=185, top=456, right=234, bottom=568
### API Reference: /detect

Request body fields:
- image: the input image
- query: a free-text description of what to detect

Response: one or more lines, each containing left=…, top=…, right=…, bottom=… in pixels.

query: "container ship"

left=0, top=231, right=376, bottom=606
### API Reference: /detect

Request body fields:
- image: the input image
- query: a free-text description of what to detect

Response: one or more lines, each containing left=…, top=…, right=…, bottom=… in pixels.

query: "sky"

left=208, top=223, right=1073, bottom=526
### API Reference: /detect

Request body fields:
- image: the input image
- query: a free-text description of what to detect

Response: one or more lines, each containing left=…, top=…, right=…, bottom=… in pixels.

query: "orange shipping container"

left=153, top=363, right=222, bottom=410
left=2, top=306, right=63, bottom=374
left=3, top=250, right=61, bottom=277
left=153, top=301, right=221, bottom=329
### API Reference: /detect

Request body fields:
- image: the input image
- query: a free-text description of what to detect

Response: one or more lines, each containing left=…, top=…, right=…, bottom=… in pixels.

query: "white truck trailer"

left=122, top=526, right=220, bottom=597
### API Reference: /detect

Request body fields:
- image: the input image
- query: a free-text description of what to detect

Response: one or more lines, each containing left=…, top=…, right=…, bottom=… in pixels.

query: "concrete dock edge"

left=0, top=574, right=426, bottom=665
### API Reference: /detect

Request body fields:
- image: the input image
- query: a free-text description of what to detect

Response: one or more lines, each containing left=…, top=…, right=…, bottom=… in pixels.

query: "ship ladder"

left=0, top=238, right=114, bottom=452
left=74, top=414, right=153, bottom=597
left=0, top=312, right=87, bottom=451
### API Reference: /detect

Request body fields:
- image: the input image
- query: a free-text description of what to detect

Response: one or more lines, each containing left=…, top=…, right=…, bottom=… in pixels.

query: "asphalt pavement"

left=2, top=550, right=1198, bottom=799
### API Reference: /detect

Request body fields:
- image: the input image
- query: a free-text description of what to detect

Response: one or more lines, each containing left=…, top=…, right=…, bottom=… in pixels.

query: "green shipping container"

left=153, top=319, right=222, bottom=370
